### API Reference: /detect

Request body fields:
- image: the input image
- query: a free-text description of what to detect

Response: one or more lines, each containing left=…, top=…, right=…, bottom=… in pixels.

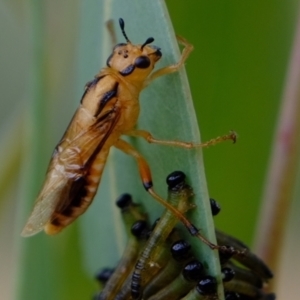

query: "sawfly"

left=21, top=18, right=236, bottom=248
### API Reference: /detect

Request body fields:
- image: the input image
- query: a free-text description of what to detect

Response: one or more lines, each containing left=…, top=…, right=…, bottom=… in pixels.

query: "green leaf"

left=77, top=0, right=225, bottom=298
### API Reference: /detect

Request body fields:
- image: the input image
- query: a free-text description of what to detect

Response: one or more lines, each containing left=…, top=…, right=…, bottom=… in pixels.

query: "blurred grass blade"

left=254, top=4, right=300, bottom=291
left=0, top=108, right=23, bottom=207
left=15, top=2, right=94, bottom=300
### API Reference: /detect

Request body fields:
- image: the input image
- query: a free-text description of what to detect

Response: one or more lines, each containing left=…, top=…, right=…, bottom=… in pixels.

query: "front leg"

left=126, top=129, right=237, bottom=149
left=143, top=35, right=194, bottom=88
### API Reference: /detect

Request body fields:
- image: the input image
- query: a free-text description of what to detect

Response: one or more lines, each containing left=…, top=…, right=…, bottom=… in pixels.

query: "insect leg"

left=143, top=35, right=194, bottom=87
left=114, top=139, right=230, bottom=252
left=127, top=129, right=237, bottom=148
left=114, top=139, right=153, bottom=190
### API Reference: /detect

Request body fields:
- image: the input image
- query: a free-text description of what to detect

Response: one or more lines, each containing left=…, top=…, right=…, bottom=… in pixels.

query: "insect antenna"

left=141, top=37, right=154, bottom=50
left=119, top=18, right=131, bottom=43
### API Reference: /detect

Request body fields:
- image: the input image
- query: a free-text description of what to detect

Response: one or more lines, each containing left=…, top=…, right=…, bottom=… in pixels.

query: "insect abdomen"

left=44, top=148, right=110, bottom=235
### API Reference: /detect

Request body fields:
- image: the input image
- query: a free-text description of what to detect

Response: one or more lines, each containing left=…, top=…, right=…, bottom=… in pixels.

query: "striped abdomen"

left=44, top=147, right=110, bottom=235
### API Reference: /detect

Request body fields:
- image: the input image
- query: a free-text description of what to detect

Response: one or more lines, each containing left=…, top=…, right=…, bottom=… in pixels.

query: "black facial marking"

left=119, top=64, right=135, bottom=76
left=95, top=82, right=119, bottom=117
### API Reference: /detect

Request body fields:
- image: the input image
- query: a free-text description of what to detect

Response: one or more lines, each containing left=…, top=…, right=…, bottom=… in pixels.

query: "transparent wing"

left=21, top=104, right=120, bottom=237
left=21, top=175, right=71, bottom=236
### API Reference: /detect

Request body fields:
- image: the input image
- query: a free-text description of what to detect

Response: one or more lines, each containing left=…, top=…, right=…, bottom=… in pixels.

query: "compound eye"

left=135, top=56, right=151, bottom=69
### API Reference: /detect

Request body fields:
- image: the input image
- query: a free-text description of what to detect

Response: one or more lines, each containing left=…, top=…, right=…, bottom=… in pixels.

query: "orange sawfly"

left=21, top=19, right=236, bottom=248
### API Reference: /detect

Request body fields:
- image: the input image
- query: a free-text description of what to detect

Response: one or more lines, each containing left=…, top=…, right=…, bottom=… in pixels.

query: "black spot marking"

left=183, top=260, right=204, bottom=282
left=116, top=193, right=132, bottom=209
left=171, top=240, right=191, bottom=261
left=131, top=220, right=148, bottom=239
left=119, top=64, right=135, bottom=76
left=166, top=171, right=186, bottom=189
left=196, top=276, right=217, bottom=295
left=210, top=198, right=221, bottom=216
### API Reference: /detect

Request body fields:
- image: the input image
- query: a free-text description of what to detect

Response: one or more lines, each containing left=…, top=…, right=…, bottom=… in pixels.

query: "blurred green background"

left=168, top=1, right=296, bottom=241
left=0, top=0, right=299, bottom=299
